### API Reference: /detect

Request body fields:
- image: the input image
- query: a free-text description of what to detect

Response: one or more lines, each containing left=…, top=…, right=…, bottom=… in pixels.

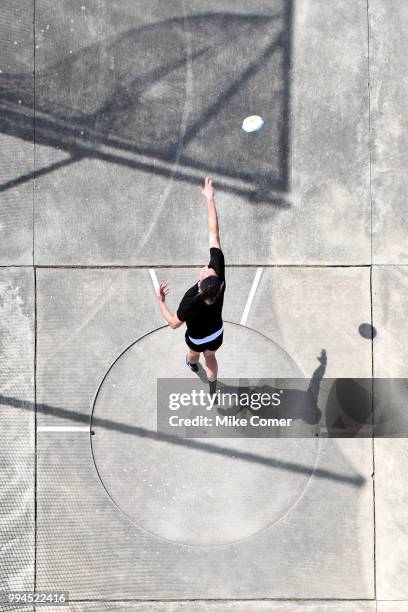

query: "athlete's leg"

left=188, top=349, right=200, bottom=365
left=204, top=349, right=218, bottom=381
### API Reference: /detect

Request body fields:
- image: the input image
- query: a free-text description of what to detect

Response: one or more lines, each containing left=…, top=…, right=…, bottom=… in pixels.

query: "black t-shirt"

left=177, top=248, right=225, bottom=339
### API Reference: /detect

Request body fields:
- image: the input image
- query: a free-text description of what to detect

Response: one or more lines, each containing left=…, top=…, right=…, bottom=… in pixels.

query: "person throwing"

left=157, top=178, right=225, bottom=395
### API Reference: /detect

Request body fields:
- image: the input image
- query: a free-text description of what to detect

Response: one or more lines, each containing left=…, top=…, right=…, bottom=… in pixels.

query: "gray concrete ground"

left=48, top=604, right=377, bottom=612
left=0, top=0, right=407, bottom=609
left=34, top=269, right=373, bottom=599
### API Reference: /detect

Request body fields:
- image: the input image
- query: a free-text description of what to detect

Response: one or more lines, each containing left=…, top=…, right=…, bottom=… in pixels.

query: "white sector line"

left=37, top=426, right=90, bottom=432
left=149, top=268, right=168, bottom=325
left=240, top=268, right=263, bottom=326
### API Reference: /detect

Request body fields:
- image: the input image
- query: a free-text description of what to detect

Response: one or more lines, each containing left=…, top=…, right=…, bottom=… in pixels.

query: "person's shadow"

left=195, top=350, right=327, bottom=436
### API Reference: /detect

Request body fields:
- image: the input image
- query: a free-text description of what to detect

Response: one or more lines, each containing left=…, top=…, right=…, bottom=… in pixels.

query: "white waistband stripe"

left=189, top=325, right=224, bottom=345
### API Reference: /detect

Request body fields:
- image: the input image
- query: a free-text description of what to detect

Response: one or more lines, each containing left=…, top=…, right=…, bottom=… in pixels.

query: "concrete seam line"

left=240, top=267, right=263, bottom=326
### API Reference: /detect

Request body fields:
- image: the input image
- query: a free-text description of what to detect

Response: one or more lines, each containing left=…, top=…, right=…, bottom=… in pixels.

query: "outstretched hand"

left=157, top=282, right=169, bottom=303
left=199, top=177, right=215, bottom=201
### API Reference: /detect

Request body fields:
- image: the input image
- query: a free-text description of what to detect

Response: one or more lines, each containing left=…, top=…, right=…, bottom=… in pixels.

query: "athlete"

left=157, top=177, right=225, bottom=394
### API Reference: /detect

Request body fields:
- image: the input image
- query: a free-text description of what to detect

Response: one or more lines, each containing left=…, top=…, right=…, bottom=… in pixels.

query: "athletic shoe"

left=185, top=354, right=198, bottom=373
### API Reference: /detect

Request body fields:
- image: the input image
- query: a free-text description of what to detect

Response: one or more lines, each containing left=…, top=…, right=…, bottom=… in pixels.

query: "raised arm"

left=199, top=177, right=221, bottom=249
left=157, top=283, right=184, bottom=329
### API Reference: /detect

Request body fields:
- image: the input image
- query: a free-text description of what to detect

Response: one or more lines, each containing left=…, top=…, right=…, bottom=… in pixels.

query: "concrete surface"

left=377, top=605, right=408, bottom=612
left=37, top=434, right=373, bottom=599
left=372, top=266, right=408, bottom=378
left=25, top=0, right=369, bottom=265
left=244, top=266, right=372, bottom=378
left=0, top=1, right=34, bottom=265
left=0, top=0, right=407, bottom=607
left=372, top=266, right=408, bottom=601
left=370, top=0, right=408, bottom=263
left=47, top=603, right=376, bottom=612
left=35, top=267, right=374, bottom=599
left=0, top=268, right=34, bottom=595
left=92, top=324, right=312, bottom=547
left=375, top=438, right=408, bottom=601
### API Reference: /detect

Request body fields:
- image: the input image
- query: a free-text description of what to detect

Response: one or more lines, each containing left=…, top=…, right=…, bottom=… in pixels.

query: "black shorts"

left=185, top=330, right=224, bottom=353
